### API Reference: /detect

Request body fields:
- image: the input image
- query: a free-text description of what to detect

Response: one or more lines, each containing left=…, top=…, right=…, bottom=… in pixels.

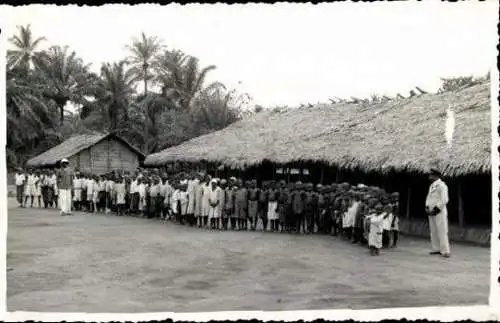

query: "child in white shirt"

left=91, top=176, right=100, bottom=213
left=86, top=176, right=94, bottom=212
left=73, top=174, right=82, bottom=211
left=171, top=183, right=180, bottom=221
left=163, top=180, right=173, bottom=220
left=24, top=170, right=39, bottom=208
left=105, top=177, right=115, bottom=213
left=138, top=179, right=146, bottom=216
left=97, top=176, right=107, bottom=213
left=114, top=176, right=126, bottom=216
left=15, top=170, right=26, bottom=207
left=179, top=183, right=189, bottom=225
left=368, top=204, right=391, bottom=256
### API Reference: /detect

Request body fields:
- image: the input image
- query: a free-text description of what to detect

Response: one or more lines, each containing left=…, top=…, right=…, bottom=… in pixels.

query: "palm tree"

left=192, top=85, right=241, bottom=132
left=6, top=69, right=60, bottom=165
left=154, top=51, right=217, bottom=111
left=126, top=32, right=164, bottom=95
left=7, top=24, right=46, bottom=71
left=32, top=45, right=98, bottom=124
left=83, top=61, right=139, bottom=134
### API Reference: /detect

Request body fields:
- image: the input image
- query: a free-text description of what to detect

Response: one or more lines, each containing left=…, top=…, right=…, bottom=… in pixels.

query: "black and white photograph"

left=1, top=2, right=499, bottom=319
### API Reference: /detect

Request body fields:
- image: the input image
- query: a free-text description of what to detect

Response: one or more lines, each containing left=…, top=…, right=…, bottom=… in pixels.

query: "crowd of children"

left=14, top=167, right=400, bottom=255
left=14, top=168, right=59, bottom=209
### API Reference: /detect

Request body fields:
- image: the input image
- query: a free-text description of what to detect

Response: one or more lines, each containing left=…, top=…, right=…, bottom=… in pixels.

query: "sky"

left=2, top=2, right=498, bottom=108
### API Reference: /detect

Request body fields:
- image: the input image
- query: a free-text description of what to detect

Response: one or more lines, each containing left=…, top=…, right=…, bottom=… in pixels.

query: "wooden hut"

left=26, top=133, right=145, bottom=174
left=145, top=81, right=492, bottom=245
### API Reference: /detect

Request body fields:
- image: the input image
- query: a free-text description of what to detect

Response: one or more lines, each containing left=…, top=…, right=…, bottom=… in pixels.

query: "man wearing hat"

left=58, top=158, right=74, bottom=216
left=425, top=167, right=450, bottom=258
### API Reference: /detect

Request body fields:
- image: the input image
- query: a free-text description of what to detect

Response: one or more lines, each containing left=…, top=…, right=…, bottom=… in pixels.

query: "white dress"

left=138, top=184, right=146, bottom=211
left=115, top=182, right=126, bottom=205
left=73, top=178, right=82, bottom=201
left=368, top=213, right=385, bottom=249
left=209, top=187, right=220, bottom=219
left=267, top=200, right=279, bottom=220
left=343, top=202, right=359, bottom=228
left=201, top=184, right=212, bottom=217
left=92, top=182, right=100, bottom=203
left=179, top=191, right=189, bottom=215
left=24, top=174, right=38, bottom=196
left=171, top=190, right=180, bottom=214
left=186, top=180, right=196, bottom=214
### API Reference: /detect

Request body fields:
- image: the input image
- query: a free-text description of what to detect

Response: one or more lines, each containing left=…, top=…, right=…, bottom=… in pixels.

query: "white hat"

left=61, top=158, right=69, bottom=164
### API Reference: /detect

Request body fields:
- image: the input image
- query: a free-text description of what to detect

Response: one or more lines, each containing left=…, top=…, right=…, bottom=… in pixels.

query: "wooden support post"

left=406, top=186, right=411, bottom=220
left=320, top=164, right=325, bottom=184
left=335, top=168, right=340, bottom=183
left=272, top=164, right=276, bottom=180
left=458, top=182, right=465, bottom=228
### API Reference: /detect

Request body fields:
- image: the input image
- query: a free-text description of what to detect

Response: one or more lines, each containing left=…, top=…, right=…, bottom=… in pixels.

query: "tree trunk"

left=60, top=106, right=64, bottom=124
left=143, top=65, right=148, bottom=96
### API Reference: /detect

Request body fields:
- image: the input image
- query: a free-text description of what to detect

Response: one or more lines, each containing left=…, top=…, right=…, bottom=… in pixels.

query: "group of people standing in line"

left=13, top=159, right=450, bottom=257
left=14, top=168, right=58, bottom=209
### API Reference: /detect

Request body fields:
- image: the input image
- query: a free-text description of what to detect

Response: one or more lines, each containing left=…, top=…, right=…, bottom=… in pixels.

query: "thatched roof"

left=145, top=82, right=491, bottom=176
left=26, top=133, right=145, bottom=167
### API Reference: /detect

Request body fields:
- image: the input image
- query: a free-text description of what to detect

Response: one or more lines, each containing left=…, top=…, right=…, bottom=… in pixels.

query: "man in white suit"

left=425, top=168, right=451, bottom=258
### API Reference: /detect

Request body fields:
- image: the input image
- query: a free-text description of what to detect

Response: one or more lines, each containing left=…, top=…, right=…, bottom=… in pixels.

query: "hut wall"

left=77, top=149, right=91, bottom=172
left=67, top=155, right=79, bottom=171
left=89, top=139, right=110, bottom=174
left=74, top=138, right=140, bottom=175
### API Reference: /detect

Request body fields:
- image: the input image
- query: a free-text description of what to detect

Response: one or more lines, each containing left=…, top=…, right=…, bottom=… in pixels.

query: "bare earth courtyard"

left=7, top=198, right=489, bottom=313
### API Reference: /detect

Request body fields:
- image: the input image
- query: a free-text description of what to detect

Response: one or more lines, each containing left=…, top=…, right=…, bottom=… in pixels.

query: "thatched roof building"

left=145, top=82, right=491, bottom=177
left=27, top=133, right=145, bottom=174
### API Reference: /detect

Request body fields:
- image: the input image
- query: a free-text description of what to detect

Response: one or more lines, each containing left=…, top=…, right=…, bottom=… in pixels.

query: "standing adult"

left=58, top=159, right=74, bottom=216
left=201, top=175, right=212, bottom=227
left=425, top=168, right=450, bottom=258
left=186, top=172, right=196, bottom=226
left=14, top=168, right=26, bottom=207
left=24, top=169, right=38, bottom=208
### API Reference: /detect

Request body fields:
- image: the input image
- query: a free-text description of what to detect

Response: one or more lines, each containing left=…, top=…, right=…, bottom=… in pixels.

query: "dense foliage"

left=6, top=25, right=249, bottom=168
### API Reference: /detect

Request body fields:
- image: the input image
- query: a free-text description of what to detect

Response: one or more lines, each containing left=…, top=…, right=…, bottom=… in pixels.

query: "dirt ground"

left=6, top=198, right=490, bottom=313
